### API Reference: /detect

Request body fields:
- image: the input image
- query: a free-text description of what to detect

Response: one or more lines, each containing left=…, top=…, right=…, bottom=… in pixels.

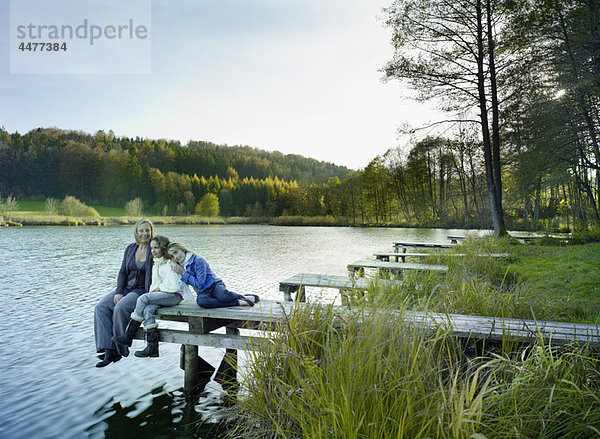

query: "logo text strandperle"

left=16, top=19, right=148, bottom=45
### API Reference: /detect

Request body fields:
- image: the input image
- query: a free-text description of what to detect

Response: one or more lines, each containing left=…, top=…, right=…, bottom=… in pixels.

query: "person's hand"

left=171, top=262, right=184, bottom=275
left=114, top=293, right=124, bottom=305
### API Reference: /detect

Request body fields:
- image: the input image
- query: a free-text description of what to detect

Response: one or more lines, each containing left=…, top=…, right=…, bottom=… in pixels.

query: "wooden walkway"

left=393, top=241, right=456, bottom=252
left=512, top=235, right=541, bottom=243
left=144, top=299, right=600, bottom=391
left=153, top=300, right=600, bottom=348
left=374, top=252, right=510, bottom=262
left=347, top=259, right=448, bottom=275
left=279, top=273, right=403, bottom=301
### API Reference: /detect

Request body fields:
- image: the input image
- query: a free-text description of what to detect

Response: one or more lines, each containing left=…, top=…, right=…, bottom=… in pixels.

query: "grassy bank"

left=226, top=237, right=600, bottom=438
left=373, top=237, right=600, bottom=325
left=0, top=201, right=580, bottom=230
left=229, top=302, right=600, bottom=439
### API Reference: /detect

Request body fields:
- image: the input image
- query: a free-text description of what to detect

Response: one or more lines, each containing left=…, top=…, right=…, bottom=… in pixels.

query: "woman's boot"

left=134, top=328, right=159, bottom=358
left=95, top=348, right=121, bottom=367
left=111, top=319, right=142, bottom=347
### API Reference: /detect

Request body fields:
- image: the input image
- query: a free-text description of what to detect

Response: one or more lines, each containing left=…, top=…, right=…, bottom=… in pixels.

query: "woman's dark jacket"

left=115, top=243, right=152, bottom=295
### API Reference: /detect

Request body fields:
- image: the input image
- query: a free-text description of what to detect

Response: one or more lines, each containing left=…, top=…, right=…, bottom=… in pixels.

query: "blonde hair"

left=133, top=218, right=154, bottom=244
left=167, top=241, right=192, bottom=254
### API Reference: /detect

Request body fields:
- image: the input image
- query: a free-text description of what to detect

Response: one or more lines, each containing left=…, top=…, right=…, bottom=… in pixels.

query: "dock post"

left=297, top=285, right=306, bottom=302
left=215, top=326, right=240, bottom=403
left=183, top=345, right=199, bottom=392
left=183, top=317, right=214, bottom=393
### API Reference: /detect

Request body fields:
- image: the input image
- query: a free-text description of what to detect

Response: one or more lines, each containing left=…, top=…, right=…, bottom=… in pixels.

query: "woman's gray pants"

left=94, top=290, right=140, bottom=357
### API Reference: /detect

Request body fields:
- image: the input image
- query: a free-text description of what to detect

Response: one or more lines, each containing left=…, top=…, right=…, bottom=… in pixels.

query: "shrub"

left=58, top=195, right=99, bottom=217
left=45, top=198, right=59, bottom=214
left=124, top=197, right=143, bottom=216
left=0, top=194, right=18, bottom=215
left=195, top=193, right=220, bottom=217
left=84, top=206, right=100, bottom=218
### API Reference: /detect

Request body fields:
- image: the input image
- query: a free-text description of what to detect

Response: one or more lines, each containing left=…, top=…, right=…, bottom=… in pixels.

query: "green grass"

left=4, top=200, right=129, bottom=217
left=228, top=302, right=600, bottom=439
left=88, top=204, right=128, bottom=217
left=504, top=243, right=600, bottom=324
left=226, top=238, right=600, bottom=438
left=357, top=237, right=599, bottom=325
left=9, top=200, right=46, bottom=214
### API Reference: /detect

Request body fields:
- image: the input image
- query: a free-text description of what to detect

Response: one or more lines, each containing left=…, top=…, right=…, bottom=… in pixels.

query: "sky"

left=1, top=0, right=443, bottom=170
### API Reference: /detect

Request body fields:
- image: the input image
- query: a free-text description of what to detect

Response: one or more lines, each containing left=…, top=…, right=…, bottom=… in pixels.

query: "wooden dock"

left=279, top=273, right=403, bottom=301
left=393, top=241, right=456, bottom=252
left=511, top=235, right=541, bottom=243
left=347, top=259, right=448, bottom=275
left=140, top=299, right=600, bottom=392
left=373, top=252, right=510, bottom=262
left=447, top=235, right=467, bottom=244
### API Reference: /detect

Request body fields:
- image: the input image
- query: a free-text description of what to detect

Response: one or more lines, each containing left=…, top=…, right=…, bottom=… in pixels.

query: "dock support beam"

left=183, top=345, right=199, bottom=392
left=182, top=317, right=220, bottom=393
left=215, top=326, right=240, bottom=403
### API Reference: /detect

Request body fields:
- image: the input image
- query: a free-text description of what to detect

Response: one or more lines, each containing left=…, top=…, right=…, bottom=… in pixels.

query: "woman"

left=167, top=241, right=259, bottom=308
left=94, top=219, right=154, bottom=367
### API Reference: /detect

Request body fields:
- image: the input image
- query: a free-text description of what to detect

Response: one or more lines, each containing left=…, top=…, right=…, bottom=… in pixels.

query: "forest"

left=1, top=0, right=598, bottom=231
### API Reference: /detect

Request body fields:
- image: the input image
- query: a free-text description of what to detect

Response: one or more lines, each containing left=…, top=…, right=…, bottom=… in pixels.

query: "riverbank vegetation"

left=2, top=122, right=598, bottom=233
left=374, top=237, right=600, bottom=325
left=231, top=302, right=600, bottom=439
left=227, top=237, right=600, bottom=438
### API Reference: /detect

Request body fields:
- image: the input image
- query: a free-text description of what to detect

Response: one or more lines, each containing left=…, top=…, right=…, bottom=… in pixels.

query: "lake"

left=0, top=224, right=487, bottom=438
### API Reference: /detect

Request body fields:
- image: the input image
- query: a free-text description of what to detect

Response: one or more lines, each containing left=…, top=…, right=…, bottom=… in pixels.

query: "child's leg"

left=138, top=292, right=182, bottom=328
left=197, top=281, right=245, bottom=308
left=134, top=292, right=181, bottom=359
left=211, top=281, right=245, bottom=303
left=131, top=293, right=150, bottom=322
left=197, top=294, right=239, bottom=308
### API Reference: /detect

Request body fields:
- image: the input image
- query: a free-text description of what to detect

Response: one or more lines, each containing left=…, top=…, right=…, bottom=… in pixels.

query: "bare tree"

left=384, top=0, right=508, bottom=235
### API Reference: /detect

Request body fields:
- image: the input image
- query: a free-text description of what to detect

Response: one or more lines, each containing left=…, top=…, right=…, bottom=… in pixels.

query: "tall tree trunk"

left=486, top=0, right=507, bottom=236
left=476, top=0, right=505, bottom=236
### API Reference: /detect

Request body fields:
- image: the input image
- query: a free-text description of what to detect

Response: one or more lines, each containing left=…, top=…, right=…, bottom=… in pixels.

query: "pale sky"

left=1, top=0, right=442, bottom=170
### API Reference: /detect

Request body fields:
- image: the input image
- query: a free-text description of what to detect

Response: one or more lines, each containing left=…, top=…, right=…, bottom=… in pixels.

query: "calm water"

left=0, top=224, right=487, bottom=438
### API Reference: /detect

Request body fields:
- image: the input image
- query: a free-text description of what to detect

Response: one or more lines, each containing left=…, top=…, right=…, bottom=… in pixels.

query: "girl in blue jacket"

left=167, top=242, right=259, bottom=308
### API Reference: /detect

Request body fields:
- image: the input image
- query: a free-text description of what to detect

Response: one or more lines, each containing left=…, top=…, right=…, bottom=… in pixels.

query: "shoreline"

left=0, top=213, right=566, bottom=233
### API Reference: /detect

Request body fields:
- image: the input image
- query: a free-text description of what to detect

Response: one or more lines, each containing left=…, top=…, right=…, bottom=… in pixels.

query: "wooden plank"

left=447, top=235, right=467, bottom=243
left=405, top=311, right=600, bottom=346
left=156, top=299, right=296, bottom=324
left=393, top=241, right=455, bottom=249
left=278, top=273, right=404, bottom=301
left=151, top=299, right=599, bottom=347
left=374, top=252, right=432, bottom=262
left=511, top=235, right=541, bottom=243
left=374, top=252, right=509, bottom=261
left=393, top=243, right=456, bottom=253
left=348, top=259, right=448, bottom=273
left=147, top=299, right=599, bottom=348
left=157, top=328, right=260, bottom=350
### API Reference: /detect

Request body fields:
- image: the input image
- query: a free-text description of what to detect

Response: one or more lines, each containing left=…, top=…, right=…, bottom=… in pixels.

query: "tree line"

left=0, top=123, right=596, bottom=228
left=382, top=0, right=599, bottom=234
left=1, top=1, right=597, bottom=229
left=0, top=127, right=348, bottom=217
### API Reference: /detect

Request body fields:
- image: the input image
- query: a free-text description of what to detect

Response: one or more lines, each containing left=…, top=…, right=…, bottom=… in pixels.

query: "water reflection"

left=88, top=386, right=225, bottom=439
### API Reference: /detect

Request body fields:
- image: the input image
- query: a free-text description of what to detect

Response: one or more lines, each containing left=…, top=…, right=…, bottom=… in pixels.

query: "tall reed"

left=228, top=302, right=600, bottom=438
